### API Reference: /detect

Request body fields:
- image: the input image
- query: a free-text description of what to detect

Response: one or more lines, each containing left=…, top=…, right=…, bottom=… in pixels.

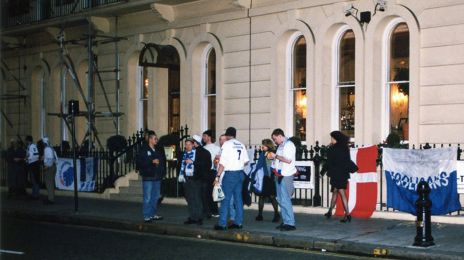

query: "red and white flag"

left=335, top=145, right=378, bottom=218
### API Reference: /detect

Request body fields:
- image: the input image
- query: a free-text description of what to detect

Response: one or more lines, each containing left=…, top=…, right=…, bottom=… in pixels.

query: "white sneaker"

left=151, top=215, right=163, bottom=220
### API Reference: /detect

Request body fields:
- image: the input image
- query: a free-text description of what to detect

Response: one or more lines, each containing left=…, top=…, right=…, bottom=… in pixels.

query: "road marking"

left=0, top=249, right=25, bottom=255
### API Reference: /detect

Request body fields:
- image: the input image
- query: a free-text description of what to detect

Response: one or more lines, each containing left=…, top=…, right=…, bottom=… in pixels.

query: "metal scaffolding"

left=47, top=17, right=126, bottom=152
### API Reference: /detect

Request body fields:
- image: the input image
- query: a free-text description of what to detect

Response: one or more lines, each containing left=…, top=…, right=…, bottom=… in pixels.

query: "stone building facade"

left=1, top=0, right=464, bottom=148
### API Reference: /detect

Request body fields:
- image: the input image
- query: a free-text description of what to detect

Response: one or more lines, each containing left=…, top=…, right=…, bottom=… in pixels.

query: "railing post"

left=312, top=141, right=322, bottom=207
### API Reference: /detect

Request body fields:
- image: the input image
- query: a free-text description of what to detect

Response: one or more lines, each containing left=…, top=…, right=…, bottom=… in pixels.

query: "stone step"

left=118, top=186, right=143, bottom=195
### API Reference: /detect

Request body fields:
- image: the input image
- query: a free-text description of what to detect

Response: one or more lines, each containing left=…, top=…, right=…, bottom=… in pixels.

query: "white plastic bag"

left=212, top=185, right=225, bottom=202
left=178, top=174, right=186, bottom=183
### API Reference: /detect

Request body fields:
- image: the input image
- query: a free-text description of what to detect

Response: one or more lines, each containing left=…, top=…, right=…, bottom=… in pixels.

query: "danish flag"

left=335, top=145, right=378, bottom=218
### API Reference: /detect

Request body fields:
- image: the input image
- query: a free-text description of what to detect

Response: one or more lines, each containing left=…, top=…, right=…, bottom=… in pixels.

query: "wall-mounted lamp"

left=344, top=0, right=387, bottom=26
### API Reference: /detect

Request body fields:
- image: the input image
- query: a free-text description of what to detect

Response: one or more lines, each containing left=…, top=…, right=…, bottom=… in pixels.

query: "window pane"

left=293, top=37, right=306, bottom=89
left=389, top=23, right=409, bottom=141
left=293, top=36, right=307, bottom=141
left=339, top=87, right=355, bottom=138
left=207, top=49, right=216, bottom=95
left=390, top=23, right=409, bottom=82
left=293, top=89, right=307, bottom=141
left=339, top=30, right=355, bottom=84
left=208, top=96, right=216, bottom=133
left=389, top=84, right=409, bottom=140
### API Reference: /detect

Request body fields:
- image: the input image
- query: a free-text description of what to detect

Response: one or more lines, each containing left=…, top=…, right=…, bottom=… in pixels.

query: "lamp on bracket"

left=344, top=0, right=387, bottom=26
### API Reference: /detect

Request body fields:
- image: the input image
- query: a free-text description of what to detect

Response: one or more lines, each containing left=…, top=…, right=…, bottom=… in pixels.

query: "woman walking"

left=322, top=131, right=355, bottom=223
left=255, top=139, right=279, bottom=222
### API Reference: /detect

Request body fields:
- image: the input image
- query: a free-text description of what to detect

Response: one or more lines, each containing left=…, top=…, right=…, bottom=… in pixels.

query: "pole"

left=87, top=21, right=94, bottom=154
left=71, top=113, right=78, bottom=212
left=69, top=100, right=79, bottom=213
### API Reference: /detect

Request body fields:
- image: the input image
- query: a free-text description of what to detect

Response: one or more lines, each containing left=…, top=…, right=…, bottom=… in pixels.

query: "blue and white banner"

left=294, top=161, right=315, bottom=189
left=383, top=148, right=461, bottom=215
left=55, top=157, right=96, bottom=192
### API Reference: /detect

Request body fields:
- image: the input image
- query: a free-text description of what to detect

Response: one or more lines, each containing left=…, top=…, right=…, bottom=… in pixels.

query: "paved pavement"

left=1, top=193, right=463, bottom=260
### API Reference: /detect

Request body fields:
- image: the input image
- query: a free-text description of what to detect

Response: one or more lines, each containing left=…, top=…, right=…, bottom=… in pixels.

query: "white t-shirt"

left=27, top=143, right=39, bottom=164
left=203, top=143, right=221, bottom=170
left=272, top=139, right=296, bottom=176
left=219, top=139, right=249, bottom=171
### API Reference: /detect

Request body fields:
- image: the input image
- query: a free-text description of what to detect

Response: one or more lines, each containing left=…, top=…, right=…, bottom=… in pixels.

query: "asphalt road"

left=1, top=218, right=381, bottom=260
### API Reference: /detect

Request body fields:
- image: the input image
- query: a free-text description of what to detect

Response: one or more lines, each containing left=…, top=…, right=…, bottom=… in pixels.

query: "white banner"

left=293, top=160, right=315, bottom=189
left=55, top=157, right=96, bottom=192
left=457, top=161, right=464, bottom=194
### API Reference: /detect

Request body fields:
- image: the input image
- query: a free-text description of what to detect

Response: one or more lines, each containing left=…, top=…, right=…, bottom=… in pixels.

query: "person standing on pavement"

left=136, top=131, right=165, bottom=223
left=202, top=130, right=221, bottom=218
left=42, top=137, right=58, bottom=205
left=213, top=127, right=249, bottom=230
left=6, top=138, right=26, bottom=198
left=267, top=129, right=297, bottom=231
left=321, top=131, right=353, bottom=223
left=255, top=139, right=280, bottom=223
left=25, top=135, right=40, bottom=199
left=179, top=137, right=211, bottom=225
left=217, top=134, right=236, bottom=225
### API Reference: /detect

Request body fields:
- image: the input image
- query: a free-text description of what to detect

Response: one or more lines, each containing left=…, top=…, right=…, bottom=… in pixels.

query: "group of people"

left=5, top=135, right=58, bottom=205
left=136, top=127, right=356, bottom=229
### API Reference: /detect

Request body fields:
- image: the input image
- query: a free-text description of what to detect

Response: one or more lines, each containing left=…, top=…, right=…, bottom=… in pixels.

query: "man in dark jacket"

left=136, top=131, right=165, bottom=222
left=179, top=136, right=211, bottom=225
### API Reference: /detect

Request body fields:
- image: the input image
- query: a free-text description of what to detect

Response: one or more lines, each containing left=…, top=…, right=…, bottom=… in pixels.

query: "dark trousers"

left=28, top=162, right=40, bottom=197
left=203, top=172, right=219, bottom=215
left=184, top=179, right=203, bottom=221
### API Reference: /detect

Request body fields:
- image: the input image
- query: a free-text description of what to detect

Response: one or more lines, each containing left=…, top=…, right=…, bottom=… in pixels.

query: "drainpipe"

left=247, top=0, right=253, bottom=146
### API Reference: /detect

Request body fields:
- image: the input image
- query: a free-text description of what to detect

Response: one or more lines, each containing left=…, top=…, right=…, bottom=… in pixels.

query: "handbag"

left=212, top=185, right=225, bottom=202
left=347, top=159, right=359, bottom=173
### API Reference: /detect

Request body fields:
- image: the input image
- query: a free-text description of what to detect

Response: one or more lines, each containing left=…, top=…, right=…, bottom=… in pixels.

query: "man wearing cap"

left=213, top=127, right=249, bottom=230
left=136, top=131, right=165, bottom=222
left=202, top=130, right=221, bottom=218
left=42, top=137, right=58, bottom=205
left=179, top=136, right=211, bottom=225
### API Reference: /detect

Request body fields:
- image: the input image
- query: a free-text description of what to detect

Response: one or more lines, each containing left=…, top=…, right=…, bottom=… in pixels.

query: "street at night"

left=1, top=218, right=379, bottom=260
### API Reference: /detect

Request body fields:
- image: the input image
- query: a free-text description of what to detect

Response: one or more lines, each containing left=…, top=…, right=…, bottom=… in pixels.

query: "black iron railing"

left=2, top=0, right=123, bottom=29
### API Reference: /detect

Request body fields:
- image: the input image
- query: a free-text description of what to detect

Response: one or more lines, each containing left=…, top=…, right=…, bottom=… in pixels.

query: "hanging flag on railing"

left=383, top=147, right=461, bottom=215
left=335, top=145, right=378, bottom=218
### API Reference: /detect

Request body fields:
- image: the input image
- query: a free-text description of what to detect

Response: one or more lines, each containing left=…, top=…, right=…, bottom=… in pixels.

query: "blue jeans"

left=275, top=176, right=295, bottom=226
left=142, top=180, right=161, bottom=219
left=229, top=196, right=236, bottom=221
left=219, top=170, right=244, bottom=227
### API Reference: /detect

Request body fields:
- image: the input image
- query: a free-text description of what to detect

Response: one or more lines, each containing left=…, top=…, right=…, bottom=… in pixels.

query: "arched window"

left=290, top=35, right=307, bottom=141
left=204, top=47, right=216, bottom=133
left=336, top=29, right=355, bottom=138
left=387, top=23, right=409, bottom=141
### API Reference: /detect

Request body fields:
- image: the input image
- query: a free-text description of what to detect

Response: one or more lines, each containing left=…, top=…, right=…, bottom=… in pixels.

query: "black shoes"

left=324, top=211, right=332, bottom=219
left=275, top=223, right=284, bottom=229
left=228, top=224, right=243, bottom=229
left=151, top=215, right=163, bottom=221
left=340, top=215, right=352, bottom=223
left=255, top=215, right=263, bottom=221
left=272, top=214, right=280, bottom=223
left=214, top=225, right=227, bottom=231
left=280, top=224, right=296, bottom=231
left=43, top=199, right=54, bottom=205
left=184, top=218, right=197, bottom=225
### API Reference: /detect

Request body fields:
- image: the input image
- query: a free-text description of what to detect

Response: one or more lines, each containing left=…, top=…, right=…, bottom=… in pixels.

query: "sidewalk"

left=1, top=193, right=463, bottom=260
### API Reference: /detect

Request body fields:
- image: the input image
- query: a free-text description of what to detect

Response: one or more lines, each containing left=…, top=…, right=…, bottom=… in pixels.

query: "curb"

left=2, top=209, right=461, bottom=260
left=2, top=186, right=463, bottom=225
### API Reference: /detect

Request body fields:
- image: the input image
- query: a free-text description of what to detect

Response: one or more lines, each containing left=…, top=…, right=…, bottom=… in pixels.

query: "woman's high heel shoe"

left=324, top=210, right=332, bottom=219
left=340, top=215, right=351, bottom=223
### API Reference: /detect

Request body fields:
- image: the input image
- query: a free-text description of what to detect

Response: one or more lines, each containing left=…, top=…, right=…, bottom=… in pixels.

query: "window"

left=336, top=29, right=355, bottom=138
left=387, top=23, right=409, bottom=141
left=204, top=48, right=216, bottom=133
left=291, top=36, right=307, bottom=141
left=141, top=67, right=149, bottom=130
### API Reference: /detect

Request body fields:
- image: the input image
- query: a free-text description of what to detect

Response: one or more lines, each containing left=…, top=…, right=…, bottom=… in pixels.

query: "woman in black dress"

left=322, top=131, right=353, bottom=223
left=255, top=139, right=279, bottom=222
